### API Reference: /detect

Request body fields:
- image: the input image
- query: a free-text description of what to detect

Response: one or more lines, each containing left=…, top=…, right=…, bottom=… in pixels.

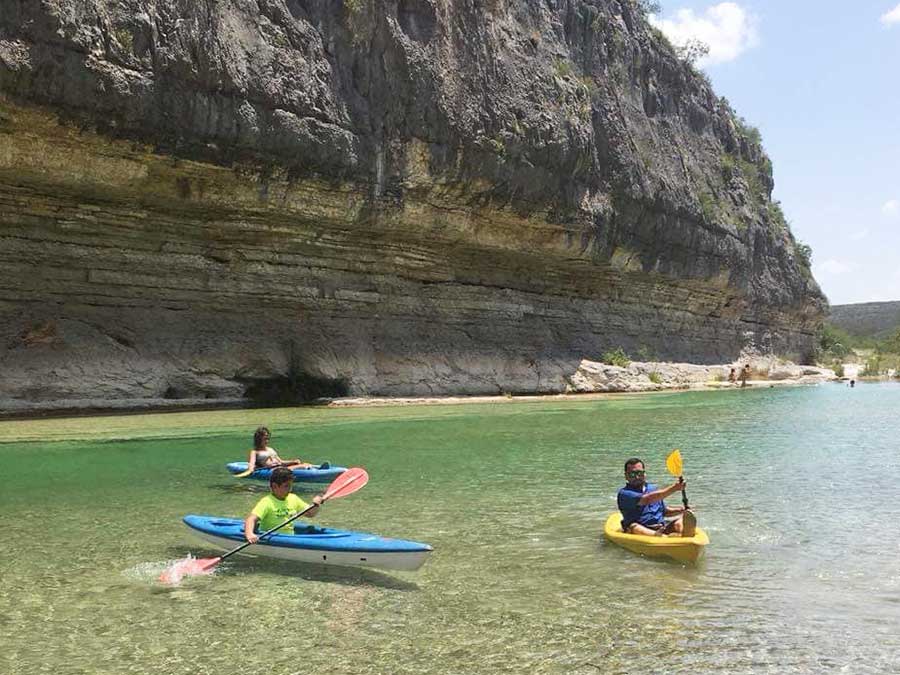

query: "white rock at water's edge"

left=564, top=359, right=836, bottom=393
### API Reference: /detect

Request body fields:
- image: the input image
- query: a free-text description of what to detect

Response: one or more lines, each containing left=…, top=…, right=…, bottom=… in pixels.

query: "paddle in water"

left=665, top=449, right=697, bottom=537
left=159, top=467, right=370, bottom=584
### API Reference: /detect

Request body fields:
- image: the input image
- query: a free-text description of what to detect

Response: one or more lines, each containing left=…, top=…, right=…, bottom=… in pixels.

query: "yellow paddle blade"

left=665, top=449, right=683, bottom=477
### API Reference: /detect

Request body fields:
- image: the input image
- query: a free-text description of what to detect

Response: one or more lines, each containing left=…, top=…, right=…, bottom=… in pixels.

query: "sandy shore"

left=324, top=378, right=825, bottom=408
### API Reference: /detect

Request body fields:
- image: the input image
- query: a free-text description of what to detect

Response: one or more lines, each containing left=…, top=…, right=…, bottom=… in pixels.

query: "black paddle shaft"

left=216, top=500, right=319, bottom=564
left=679, top=476, right=689, bottom=509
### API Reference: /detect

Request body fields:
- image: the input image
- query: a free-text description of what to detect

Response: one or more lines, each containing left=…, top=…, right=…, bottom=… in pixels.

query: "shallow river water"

left=1, top=383, right=898, bottom=674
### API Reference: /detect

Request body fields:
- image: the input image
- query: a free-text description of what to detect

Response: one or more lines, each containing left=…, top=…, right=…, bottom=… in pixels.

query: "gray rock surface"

left=0, top=1, right=826, bottom=412
left=566, top=358, right=835, bottom=392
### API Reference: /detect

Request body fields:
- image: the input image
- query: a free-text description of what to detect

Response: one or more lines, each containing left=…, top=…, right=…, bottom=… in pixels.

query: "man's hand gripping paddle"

left=665, top=449, right=697, bottom=537
left=159, top=467, right=369, bottom=584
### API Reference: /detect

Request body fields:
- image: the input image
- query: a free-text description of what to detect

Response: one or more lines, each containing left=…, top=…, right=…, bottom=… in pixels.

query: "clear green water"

left=2, top=384, right=899, bottom=674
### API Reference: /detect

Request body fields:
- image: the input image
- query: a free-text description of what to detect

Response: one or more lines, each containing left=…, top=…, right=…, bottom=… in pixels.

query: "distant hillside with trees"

left=829, top=301, right=900, bottom=339
left=820, top=301, right=900, bottom=377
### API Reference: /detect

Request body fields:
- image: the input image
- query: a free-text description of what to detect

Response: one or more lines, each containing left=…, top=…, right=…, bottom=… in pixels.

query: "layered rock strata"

left=0, top=1, right=826, bottom=411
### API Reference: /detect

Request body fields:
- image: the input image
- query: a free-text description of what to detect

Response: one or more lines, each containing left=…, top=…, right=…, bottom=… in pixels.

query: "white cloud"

left=882, top=199, right=900, bottom=216
left=849, top=228, right=869, bottom=241
left=814, top=259, right=852, bottom=277
left=880, top=4, right=900, bottom=25
left=650, top=3, right=759, bottom=67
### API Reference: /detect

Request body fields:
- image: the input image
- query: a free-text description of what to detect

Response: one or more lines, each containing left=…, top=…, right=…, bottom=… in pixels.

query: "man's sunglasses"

left=627, top=470, right=646, bottom=477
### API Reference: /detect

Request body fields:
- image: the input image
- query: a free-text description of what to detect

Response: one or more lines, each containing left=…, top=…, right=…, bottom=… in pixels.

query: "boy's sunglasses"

left=627, top=470, right=646, bottom=477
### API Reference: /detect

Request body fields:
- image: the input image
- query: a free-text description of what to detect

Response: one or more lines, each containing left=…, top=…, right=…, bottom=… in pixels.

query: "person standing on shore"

left=740, top=364, right=751, bottom=388
left=617, top=457, right=688, bottom=536
left=728, top=367, right=737, bottom=384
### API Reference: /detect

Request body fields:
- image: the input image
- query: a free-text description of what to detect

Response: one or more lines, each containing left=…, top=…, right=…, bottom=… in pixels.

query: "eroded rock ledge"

left=0, top=1, right=826, bottom=412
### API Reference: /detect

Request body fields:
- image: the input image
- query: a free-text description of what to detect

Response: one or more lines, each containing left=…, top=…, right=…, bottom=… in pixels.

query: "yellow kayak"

left=603, top=513, right=709, bottom=563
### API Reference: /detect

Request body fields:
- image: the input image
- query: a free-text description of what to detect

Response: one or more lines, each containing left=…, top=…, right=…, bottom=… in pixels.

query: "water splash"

left=158, top=554, right=219, bottom=585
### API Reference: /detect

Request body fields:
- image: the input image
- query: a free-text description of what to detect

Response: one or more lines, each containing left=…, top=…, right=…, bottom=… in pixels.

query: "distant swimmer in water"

left=246, top=426, right=314, bottom=473
left=850, top=379, right=856, bottom=388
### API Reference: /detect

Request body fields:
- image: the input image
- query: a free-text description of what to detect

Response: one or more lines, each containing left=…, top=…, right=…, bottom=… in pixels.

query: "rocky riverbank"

left=0, top=356, right=836, bottom=418
left=564, top=357, right=836, bottom=393
left=328, top=357, right=836, bottom=403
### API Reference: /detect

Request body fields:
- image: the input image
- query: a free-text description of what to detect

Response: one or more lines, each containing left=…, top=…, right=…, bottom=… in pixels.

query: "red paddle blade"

left=322, top=467, right=369, bottom=501
left=158, top=555, right=220, bottom=585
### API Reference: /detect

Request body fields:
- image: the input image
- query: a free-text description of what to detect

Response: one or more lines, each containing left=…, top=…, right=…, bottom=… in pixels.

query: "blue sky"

left=649, top=1, right=900, bottom=306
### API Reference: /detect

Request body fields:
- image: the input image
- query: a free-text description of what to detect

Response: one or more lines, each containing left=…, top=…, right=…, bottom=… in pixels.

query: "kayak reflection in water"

left=617, top=457, right=689, bottom=537
left=245, top=426, right=314, bottom=473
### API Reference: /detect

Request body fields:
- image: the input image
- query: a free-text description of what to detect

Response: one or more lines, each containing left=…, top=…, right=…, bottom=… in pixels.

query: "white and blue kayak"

left=226, top=462, right=347, bottom=483
left=183, top=515, right=433, bottom=571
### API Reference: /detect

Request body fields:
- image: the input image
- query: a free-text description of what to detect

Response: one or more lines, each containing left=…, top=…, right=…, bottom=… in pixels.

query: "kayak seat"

left=293, top=524, right=326, bottom=535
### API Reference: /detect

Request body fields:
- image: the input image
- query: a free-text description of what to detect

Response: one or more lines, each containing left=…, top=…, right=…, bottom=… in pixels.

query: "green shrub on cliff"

left=676, top=39, right=710, bottom=66
left=553, top=58, right=573, bottom=79
left=737, top=158, right=765, bottom=198
left=698, top=192, right=718, bottom=223
left=794, top=240, right=812, bottom=267
left=648, top=371, right=663, bottom=384
left=767, top=200, right=789, bottom=233
left=601, top=347, right=631, bottom=368
left=735, top=116, right=763, bottom=146
left=720, top=153, right=736, bottom=176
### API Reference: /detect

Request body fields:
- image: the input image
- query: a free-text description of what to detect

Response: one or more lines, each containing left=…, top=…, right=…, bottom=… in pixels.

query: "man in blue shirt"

left=617, top=457, right=688, bottom=536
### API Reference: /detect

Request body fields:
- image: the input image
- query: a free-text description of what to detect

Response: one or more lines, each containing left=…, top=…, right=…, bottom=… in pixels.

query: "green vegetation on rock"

left=601, top=347, right=631, bottom=368
left=818, top=323, right=900, bottom=376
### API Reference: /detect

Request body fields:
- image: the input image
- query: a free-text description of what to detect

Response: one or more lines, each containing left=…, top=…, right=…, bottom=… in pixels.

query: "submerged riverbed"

left=2, top=383, right=898, bottom=674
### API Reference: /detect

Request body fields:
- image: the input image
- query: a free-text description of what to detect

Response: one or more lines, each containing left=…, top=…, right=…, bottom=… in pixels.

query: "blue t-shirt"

left=617, top=483, right=665, bottom=530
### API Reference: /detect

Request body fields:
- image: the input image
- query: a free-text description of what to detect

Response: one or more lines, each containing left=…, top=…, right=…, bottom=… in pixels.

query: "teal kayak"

left=226, top=461, right=346, bottom=483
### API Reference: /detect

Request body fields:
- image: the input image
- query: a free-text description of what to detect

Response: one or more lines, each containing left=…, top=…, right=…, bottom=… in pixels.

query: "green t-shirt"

left=252, top=493, right=311, bottom=533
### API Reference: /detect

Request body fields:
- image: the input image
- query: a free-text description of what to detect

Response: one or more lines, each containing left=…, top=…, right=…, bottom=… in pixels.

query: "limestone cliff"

left=0, top=0, right=826, bottom=411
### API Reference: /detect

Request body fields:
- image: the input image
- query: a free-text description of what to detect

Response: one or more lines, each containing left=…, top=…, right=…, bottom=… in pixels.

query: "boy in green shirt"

left=244, top=467, right=322, bottom=543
